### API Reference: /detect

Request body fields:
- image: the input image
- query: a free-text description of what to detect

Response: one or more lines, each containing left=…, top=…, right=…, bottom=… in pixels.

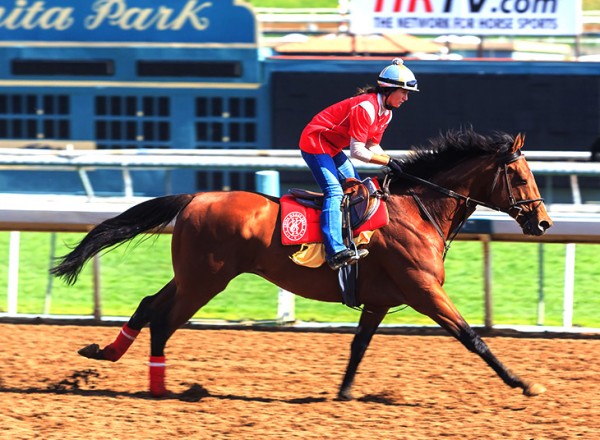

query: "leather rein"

left=383, top=151, right=544, bottom=259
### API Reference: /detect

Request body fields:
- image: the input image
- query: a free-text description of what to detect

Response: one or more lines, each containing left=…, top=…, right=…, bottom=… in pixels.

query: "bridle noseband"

left=383, top=150, right=544, bottom=259
left=489, top=151, right=544, bottom=219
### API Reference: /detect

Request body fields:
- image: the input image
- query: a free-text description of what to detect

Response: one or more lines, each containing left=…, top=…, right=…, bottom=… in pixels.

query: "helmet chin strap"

left=383, top=90, right=396, bottom=110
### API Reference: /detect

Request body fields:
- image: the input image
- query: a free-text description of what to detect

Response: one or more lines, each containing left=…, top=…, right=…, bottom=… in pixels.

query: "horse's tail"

left=50, top=193, right=195, bottom=285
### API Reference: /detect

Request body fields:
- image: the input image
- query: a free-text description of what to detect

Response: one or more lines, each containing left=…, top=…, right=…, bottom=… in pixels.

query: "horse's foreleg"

left=338, top=307, right=388, bottom=401
left=454, top=324, right=546, bottom=396
left=414, top=289, right=545, bottom=396
left=78, top=280, right=176, bottom=362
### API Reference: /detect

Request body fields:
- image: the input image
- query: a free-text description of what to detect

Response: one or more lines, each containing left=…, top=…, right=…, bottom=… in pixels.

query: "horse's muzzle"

left=521, top=216, right=552, bottom=236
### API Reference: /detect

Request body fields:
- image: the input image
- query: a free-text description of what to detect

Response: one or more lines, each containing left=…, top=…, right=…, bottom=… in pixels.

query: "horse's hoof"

left=150, top=387, right=170, bottom=398
left=336, top=389, right=354, bottom=401
left=78, top=344, right=104, bottom=360
left=523, top=382, right=546, bottom=396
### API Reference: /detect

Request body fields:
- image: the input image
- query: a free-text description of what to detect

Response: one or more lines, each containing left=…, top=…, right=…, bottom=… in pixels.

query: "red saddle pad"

left=280, top=194, right=389, bottom=246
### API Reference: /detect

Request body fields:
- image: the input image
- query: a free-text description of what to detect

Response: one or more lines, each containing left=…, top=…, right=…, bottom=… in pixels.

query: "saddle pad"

left=280, top=194, right=389, bottom=246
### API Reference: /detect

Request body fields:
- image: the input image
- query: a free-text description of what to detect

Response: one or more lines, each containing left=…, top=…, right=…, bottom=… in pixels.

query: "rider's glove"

left=387, top=158, right=404, bottom=174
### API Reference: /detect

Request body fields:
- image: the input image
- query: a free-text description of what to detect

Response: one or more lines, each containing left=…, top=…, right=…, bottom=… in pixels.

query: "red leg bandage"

left=102, top=323, right=140, bottom=362
left=149, top=355, right=167, bottom=397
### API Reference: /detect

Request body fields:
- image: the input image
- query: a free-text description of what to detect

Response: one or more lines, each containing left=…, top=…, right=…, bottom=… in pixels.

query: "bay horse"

left=51, top=128, right=552, bottom=400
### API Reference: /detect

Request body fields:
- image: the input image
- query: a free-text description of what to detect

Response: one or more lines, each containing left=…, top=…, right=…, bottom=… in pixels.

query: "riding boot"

left=327, top=248, right=369, bottom=270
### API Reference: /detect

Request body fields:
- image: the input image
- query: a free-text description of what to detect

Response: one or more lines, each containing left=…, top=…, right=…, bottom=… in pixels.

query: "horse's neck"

left=411, top=161, right=493, bottom=237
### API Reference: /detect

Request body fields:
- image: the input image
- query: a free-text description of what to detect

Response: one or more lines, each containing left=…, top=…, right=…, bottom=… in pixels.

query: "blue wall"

left=265, top=58, right=600, bottom=153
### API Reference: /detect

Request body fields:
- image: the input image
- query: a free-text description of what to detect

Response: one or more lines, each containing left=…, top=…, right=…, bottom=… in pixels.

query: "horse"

left=51, top=128, right=553, bottom=400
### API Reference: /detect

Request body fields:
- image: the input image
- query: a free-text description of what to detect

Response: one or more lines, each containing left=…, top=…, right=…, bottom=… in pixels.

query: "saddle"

left=288, top=177, right=384, bottom=231
left=280, top=177, right=389, bottom=247
left=282, top=177, right=389, bottom=308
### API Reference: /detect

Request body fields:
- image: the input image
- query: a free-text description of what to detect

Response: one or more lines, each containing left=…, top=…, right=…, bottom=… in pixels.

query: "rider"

left=299, top=58, right=418, bottom=270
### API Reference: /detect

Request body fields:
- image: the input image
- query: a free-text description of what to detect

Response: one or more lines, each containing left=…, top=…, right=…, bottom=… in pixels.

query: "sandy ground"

left=0, top=323, right=599, bottom=439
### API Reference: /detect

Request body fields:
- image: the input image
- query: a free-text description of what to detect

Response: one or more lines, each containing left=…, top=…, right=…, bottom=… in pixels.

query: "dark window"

left=96, top=121, right=107, bottom=140
left=196, top=122, right=207, bottom=140
left=230, top=98, right=241, bottom=117
left=143, top=121, right=154, bottom=141
left=96, top=97, right=107, bottom=116
left=158, top=122, right=169, bottom=141
left=110, top=97, right=122, bottom=116
left=245, top=123, right=256, bottom=142
left=211, top=123, right=223, bottom=142
left=12, top=120, right=22, bottom=137
left=126, top=121, right=136, bottom=140
left=125, top=97, right=137, bottom=116
left=158, top=97, right=169, bottom=116
left=137, top=61, right=242, bottom=78
left=43, top=95, right=54, bottom=114
left=111, top=121, right=122, bottom=140
left=26, top=119, right=36, bottom=137
left=58, top=120, right=69, bottom=138
left=244, top=98, right=256, bottom=117
left=26, top=95, right=36, bottom=114
left=43, top=119, right=54, bottom=137
left=12, top=59, right=114, bottom=76
left=143, top=97, right=154, bottom=116
left=230, top=123, right=240, bottom=142
left=211, top=98, right=222, bottom=117
left=196, top=98, right=208, bottom=117
left=58, top=95, right=69, bottom=114
left=11, top=96, right=22, bottom=114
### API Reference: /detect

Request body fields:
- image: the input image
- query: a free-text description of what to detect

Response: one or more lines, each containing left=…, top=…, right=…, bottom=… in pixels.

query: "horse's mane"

left=397, top=127, right=515, bottom=181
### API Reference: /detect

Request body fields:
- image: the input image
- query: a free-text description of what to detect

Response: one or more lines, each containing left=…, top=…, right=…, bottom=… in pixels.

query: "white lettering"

left=518, top=18, right=557, bottom=29
left=120, top=7, right=157, bottom=30
left=168, top=1, right=211, bottom=30
left=397, top=17, right=449, bottom=29
left=85, top=0, right=124, bottom=29
left=478, top=18, right=513, bottom=29
left=85, top=0, right=212, bottom=31
left=37, top=7, right=73, bottom=30
left=0, top=0, right=74, bottom=31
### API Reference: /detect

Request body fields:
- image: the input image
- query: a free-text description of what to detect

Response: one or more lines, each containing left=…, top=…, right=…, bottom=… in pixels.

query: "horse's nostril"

left=539, top=220, right=551, bottom=231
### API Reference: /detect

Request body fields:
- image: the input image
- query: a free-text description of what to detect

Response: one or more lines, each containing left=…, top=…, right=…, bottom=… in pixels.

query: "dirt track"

left=1, top=323, right=599, bottom=439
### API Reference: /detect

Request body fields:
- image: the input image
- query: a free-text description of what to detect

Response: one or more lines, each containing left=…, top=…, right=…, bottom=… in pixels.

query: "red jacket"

left=299, top=93, right=392, bottom=156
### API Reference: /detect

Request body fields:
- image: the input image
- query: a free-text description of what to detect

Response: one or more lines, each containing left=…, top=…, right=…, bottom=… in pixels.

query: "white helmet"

left=377, top=58, right=419, bottom=92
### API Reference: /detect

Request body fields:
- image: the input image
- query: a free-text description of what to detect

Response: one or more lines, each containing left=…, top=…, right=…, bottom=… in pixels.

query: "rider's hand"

left=387, top=158, right=404, bottom=174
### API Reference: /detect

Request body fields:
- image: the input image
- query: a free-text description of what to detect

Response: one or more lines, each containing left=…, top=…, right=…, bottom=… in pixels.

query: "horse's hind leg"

left=412, top=286, right=546, bottom=396
left=78, top=280, right=176, bottom=362
left=338, top=307, right=388, bottom=401
left=146, top=279, right=230, bottom=397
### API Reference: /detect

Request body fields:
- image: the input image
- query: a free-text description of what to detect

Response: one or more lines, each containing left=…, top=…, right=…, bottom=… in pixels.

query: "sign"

left=350, top=0, right=582, bottom=36
left=0, top=0, right=256, bottom=43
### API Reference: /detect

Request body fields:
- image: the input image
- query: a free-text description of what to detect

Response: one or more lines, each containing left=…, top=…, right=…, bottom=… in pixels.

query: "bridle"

left=382, top=149, right=544, bottom=259
left=489, top=151, right=544, bottom=219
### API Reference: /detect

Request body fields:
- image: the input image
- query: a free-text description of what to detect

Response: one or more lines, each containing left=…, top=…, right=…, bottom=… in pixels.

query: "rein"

left=382, top=152, right=544, bottom=259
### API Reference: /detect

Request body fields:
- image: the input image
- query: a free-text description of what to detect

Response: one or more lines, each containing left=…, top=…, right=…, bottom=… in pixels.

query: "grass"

left=1, top=231, right=599, bottom=328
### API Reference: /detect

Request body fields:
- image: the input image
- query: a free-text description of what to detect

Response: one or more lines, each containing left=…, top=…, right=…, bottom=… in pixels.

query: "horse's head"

left=388, top=128, right=553, bottom=237
left=488, top=134, right=552, bottom=236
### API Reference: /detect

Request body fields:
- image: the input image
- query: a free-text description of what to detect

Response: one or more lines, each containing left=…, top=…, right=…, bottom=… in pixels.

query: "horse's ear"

left=511, top=133, right=525, bottom=152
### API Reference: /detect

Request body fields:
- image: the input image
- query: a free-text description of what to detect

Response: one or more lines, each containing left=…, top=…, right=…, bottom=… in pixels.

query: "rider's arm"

left=349, top=138, right=392, bottom=166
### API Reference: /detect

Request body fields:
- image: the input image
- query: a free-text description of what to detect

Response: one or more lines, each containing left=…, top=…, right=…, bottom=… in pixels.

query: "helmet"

left=377, top=58, right=419, bottom=92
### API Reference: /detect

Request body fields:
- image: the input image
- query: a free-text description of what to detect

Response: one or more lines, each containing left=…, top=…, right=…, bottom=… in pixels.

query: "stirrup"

left=327, top=248, right=369, bottom=270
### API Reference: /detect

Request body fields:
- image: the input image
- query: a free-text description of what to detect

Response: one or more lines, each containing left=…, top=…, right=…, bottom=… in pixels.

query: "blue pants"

left=301, top=151, right=360, bottom=258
